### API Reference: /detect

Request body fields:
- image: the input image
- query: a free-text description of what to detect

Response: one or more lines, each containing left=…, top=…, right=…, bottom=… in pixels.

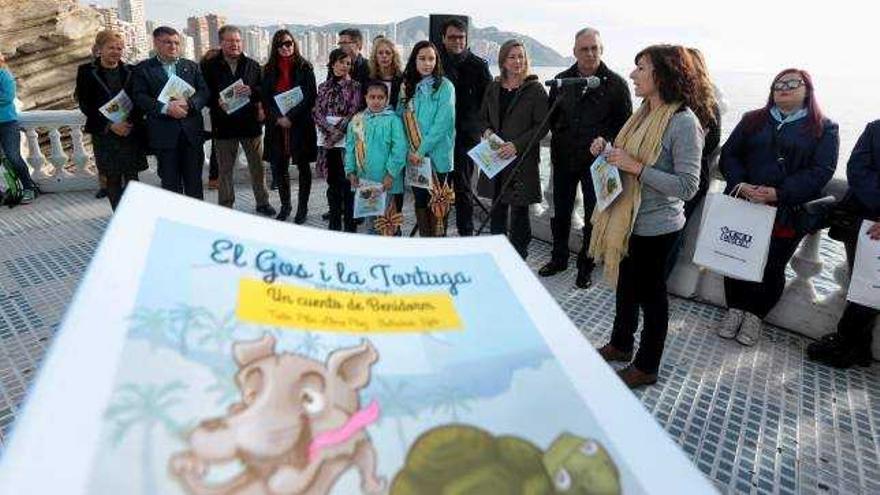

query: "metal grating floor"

left=0, top=182, right=878, bottom=495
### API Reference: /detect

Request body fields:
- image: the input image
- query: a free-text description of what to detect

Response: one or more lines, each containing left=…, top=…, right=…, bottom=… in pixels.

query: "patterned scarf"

left=589, top=100, right=682, bottom=286
left=399, top=77, right=434, bottom=152
left=350, top=107, right=395, bottom=172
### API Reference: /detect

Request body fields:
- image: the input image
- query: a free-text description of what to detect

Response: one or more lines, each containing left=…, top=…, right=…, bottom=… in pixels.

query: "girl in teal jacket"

left=398, top=41, right=456, bottom=236
left=346, top=82, right=408, bottom=235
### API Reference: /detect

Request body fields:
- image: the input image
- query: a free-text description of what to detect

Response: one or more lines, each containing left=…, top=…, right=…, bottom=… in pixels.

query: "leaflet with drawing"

left=404, top=157, right=433, bottom=190
left=0, top=183, right=715, bottom=495
left=274, top=86, right=304, bottom=115
left=157, top=74, right=196, bottom=105
left=220, top=79, right=250, bottom=114
left=468, top=132, right=516, bottom=180
left=98, top=90, right=133, bottom=124
left=353, top=180, right=388, bottom=218
left=591, top=144, right=623, bottom=212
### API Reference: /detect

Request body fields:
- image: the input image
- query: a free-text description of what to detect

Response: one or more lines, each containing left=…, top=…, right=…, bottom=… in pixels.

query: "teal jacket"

left=397, top=76, right=456, bottom=173
left=345, top=109, right=408, bottom=194
left=0, top=69, right=19, bottom=123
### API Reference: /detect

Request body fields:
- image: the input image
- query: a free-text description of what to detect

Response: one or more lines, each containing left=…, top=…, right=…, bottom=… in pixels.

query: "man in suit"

left=132, top=26, right=209, bottom=199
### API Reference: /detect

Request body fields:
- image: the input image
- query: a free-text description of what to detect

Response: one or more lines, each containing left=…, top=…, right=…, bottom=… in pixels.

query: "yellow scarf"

left=589, top=100, right=682, bottom=286
left=350, top=113, right=367, bottom=172
left=399, top=82, right=422, bottom=152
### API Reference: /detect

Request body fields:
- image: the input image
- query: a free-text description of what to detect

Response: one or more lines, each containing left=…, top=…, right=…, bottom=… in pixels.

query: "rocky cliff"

left=0, top=0, right=100, bottom=110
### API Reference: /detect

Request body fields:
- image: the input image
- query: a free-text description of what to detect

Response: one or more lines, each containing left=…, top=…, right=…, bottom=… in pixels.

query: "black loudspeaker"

left=428, top=14, right=470, bottom=48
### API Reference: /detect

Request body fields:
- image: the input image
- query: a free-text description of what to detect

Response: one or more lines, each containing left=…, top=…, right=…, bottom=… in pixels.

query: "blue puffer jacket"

left=846, top=120, right=880, bottom=217
left=720, top=111, right=839, bottom=206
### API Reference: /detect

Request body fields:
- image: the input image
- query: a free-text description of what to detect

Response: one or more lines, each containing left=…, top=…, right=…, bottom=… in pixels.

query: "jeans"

left=0, top=121, right=35, bottom=190
left=610, top=230, right=681, bottom=374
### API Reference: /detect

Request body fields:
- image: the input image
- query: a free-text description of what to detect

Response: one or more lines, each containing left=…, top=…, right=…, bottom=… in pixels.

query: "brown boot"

left=597, top=344, right=632, bottom=363
left=617, top=365, right=658, bottom=388
left=415, top=208, right=433, bottom=237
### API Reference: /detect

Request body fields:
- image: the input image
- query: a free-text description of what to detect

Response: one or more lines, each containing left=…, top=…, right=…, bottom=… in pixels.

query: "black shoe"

left=575, top=265, right=593, bottom=289
left=807, top=334, right=873, bottom=368
left=95, top=188, right=108, bottom=199
left=355, top=217, right=365, bottom=226
left=322, top=211, right=331, bottom=221
left=276, top=205, right=292, bottom=221
left=293, top=208, right=308, bottom=225
left=538, top=259, right=568, bottom=277
left=256, top=204, right=277, bottom=217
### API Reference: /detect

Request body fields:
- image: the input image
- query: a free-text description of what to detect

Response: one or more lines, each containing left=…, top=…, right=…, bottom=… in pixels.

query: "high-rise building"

left=179, top=32, right=196, bottom=61
left=205, top=13, right=227, bottom=49
left=186, top=16, right=210, bottom=59
left=90, top=4, right=145, bottom=62
left=117, top=0, right=148, bottom=60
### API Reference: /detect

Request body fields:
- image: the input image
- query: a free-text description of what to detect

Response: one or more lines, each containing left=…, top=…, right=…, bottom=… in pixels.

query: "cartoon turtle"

left=390, top=425, right=621, bottom=495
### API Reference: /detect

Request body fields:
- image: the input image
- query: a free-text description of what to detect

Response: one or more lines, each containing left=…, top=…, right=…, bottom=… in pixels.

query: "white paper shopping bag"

left=847, top=220, right=880, bottom=309
left=693, top=192, right=776, bottom=282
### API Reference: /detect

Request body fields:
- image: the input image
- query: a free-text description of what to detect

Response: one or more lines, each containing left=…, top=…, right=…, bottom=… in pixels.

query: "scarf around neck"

left=770, top=106, right=808, bottom=130
left=589, top=100, right=683, bottom=286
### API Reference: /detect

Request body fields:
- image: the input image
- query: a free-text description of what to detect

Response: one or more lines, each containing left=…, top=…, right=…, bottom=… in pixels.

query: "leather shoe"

left=538, top=259, right=567, bottom=277
left=597, top=344, right=632, bottom=363
left=276, top=205, right=292, bottom=221
left=617, top=366, right=658, bottom=388
left=256, top=204, right=277, bottom=217
left=807, top=334, right=873, bottom=369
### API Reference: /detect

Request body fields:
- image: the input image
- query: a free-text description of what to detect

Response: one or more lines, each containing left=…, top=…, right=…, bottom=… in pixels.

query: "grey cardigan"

left=633, top=107, right=704, bottom=236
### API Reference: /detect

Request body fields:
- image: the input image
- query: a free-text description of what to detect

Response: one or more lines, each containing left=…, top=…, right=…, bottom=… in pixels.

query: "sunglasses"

left=277, top=40, right=294, bottom=49
left=772, top=79, right=805, bottom=91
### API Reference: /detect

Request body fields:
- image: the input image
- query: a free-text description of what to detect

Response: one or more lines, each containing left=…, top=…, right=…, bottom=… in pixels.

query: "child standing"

left=346, top=81, right=407, bottom=235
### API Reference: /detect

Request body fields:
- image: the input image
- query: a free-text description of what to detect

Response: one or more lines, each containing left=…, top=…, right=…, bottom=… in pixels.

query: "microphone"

left=544, top=76, right=601, bottom=89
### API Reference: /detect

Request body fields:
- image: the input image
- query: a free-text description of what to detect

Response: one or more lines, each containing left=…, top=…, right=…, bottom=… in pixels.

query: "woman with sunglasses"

left=261, top=30, right=317, bottom=222
left=717, top=69, right=839, bottom=346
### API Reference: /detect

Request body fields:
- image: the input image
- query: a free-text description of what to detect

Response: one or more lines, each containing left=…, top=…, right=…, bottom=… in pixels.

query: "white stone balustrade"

left=17, top=110, right=96, bottom=193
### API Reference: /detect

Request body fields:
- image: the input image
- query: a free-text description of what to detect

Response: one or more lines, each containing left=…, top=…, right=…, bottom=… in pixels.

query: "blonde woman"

left=368, top=36, right=403, bottom=107
left=0, top=51, right=37, bottom=204
left=75, top=30, right=147, bottom=210
left=477, top=40, right=548, bottom=258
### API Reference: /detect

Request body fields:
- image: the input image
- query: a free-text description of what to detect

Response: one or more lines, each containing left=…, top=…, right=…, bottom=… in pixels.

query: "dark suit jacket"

left=202, top=54, right=263, bottom=139
left=131, top=57, right=209, bottom=150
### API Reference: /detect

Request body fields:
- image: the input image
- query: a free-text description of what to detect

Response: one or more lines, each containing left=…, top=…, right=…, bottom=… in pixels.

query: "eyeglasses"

left=772, top=79, right=805, bottom=91
left=277, top=40, right=294, bottom=49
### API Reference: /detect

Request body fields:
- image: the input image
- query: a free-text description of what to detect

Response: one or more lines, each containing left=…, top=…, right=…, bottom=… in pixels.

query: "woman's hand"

left=868, top=221, right=880, bottom=240
left=590, top=137, right=607, bottom=157
left=382, top=173, right=394, bottom=191
left=750, top=186, right=778, bottom=204
left=496, top=142, right=517, bottom=160
left=482, top=129, right=494, bottom=140
left=607, top=148, right=644, bottom=176
left=348, top=173, right=359, bottom=189
left=277, top=117, right=292, bottom=129
left=109, top=122, right=132, bottom=137
left=408, top=152, right=422, bottom=166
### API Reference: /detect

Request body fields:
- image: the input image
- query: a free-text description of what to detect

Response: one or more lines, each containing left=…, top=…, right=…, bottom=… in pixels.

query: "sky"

left=92, top=0, right=879, bottom=80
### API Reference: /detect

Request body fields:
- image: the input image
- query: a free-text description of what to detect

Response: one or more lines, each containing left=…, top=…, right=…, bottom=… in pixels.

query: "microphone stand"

left=474, top=84, right=572, bottom=236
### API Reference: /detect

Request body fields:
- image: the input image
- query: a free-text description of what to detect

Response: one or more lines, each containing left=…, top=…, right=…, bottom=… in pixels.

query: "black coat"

left=549, top=62, right=632, bottom=172
left=74, top=60, right=147, bottom=174
left=131, top=57, right=209, bottom=150
left=478, top=76, right=549, bottom=205
left=439, top=48, right=492, bottom=146
left=75, top=60, right=142, bottom=135
left=201, top=54, right=263, bottom=139
left=846, top=120, right=880, bottom=217
left=261, top=60, right=318, bottom=165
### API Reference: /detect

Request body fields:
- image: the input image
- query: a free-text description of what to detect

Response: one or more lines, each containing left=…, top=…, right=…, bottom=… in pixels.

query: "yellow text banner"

left=236, top=279, right=462, bottom=333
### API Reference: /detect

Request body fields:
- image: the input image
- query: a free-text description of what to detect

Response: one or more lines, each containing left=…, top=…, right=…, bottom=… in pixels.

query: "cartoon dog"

left=169, top=334, right=385, bottom=495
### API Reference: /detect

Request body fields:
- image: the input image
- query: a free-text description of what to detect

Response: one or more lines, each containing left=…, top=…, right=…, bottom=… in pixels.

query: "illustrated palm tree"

left=373, top=377, right=419, bottom=453
left=128, top=307, right=169, bottom=349
left=295, top=331, right=328, bottom=359
left=168, top=304, right=210, bottom=355
left=104, top=381, right=188, bottom=495
left=198, top=309, right=239, bottom=353
left=430, top=384, right=475, bottom=422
